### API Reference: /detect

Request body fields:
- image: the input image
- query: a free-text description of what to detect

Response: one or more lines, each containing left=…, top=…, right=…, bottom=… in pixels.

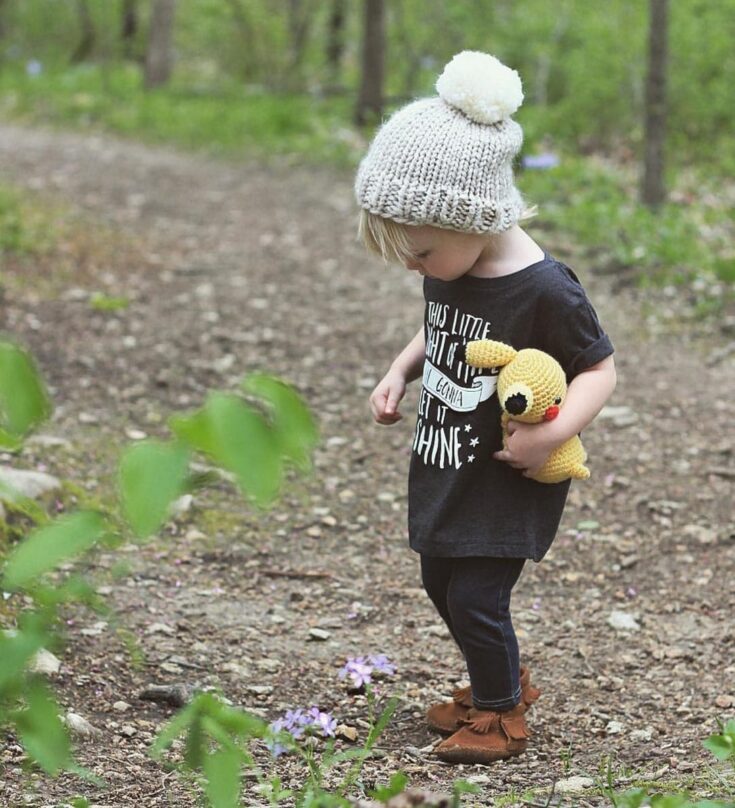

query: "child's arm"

left=494, top=354, right=617, bottom=475
left=369, top=327, right=425, bottom=425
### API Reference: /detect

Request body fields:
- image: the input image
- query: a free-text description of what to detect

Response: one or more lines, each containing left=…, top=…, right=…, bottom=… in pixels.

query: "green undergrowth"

left=0, top=63, right=362, bottom=167
left=518, top=157, right=735, bottom=289
left=1, top=64, right=733, bottom=301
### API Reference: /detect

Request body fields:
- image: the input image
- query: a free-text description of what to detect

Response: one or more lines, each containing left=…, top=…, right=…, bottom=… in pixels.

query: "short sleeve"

left=536, top=264, right=614, bottom=382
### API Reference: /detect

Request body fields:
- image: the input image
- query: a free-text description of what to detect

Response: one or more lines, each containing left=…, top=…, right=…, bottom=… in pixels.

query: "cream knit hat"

left=355, top=51, right=526, bottom=234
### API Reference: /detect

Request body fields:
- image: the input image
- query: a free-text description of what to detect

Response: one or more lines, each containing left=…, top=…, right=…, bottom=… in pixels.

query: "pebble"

left=597, top=405, right=638, bottom=427
left=125, top=428, right=147, bottom=440
left=29, top=649, right=60, bottom=676
left=555, top=775, right=595, bottom=794
left=65, top=712, right=101, bottom=737
left=0, top=466, right=61, bottom=499
left=170, top=494, right=193, bottom=517
left=335, top=724, right=358, bottom=742
left=120, top=724, right=137, bottom=737
left=147, top=622, right=176, bottom=636
left=606, top=720, right=624, bottom=734
left=308, top=628, right=331, bottom=641
left=607, top=610, right=641, bottom=632
left=630, top=727, right=654, bottom=741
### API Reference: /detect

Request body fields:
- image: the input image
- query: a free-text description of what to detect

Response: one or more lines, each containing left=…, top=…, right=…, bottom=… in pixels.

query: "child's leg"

left=419, top=554, right=465, bottom=654
left=446, top=556, right=526, bottom=712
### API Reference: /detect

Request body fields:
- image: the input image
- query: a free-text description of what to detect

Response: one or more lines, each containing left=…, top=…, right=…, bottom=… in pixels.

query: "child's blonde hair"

left=357, top=206, right=539, bottom=265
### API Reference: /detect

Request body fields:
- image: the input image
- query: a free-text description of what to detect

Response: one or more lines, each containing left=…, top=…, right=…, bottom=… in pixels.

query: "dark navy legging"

left=420, top=554, right=526, bottom=711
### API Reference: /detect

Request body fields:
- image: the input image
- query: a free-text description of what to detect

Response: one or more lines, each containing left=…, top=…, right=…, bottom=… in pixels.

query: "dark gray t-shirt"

left=407, top=251, right=614, bottom=562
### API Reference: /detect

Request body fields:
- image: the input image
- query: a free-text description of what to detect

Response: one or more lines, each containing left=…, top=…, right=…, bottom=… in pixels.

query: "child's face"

left=402, top=225, right=489, bottom=281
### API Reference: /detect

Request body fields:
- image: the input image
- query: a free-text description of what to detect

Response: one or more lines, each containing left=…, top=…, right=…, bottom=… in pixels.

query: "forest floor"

left=0, top=123, right=733, bottom=808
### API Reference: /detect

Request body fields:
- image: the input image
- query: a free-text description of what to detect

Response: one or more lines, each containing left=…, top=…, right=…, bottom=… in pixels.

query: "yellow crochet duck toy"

left=464, top=339, right=590, bottom=484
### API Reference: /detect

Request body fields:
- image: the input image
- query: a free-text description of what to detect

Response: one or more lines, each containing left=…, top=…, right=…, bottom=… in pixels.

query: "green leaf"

left=369, top=770, right=408, bottom=800
left=365, top=695, right=399, bottom=749
left=203, top=746, right=242, bottom=808
left=703, top=733, right=734, bottom=761
left=149, top=699, right=199, bottom=759
left=119, top=439, right=190, bottom=537
left=12, top=680, right=71, bottom=775
left=2, top=511, right=106, bottom=590
left=0, top=341, right=52, bottom=444
left=241, top=374, right=318, bottom=470
left=0, top=624, right=47, bottom=690
left=171, top=392, right=282, bottom=506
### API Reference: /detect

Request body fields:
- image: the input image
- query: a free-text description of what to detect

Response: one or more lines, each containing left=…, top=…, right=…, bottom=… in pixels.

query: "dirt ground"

left=0, top=123, right=733, bottom=807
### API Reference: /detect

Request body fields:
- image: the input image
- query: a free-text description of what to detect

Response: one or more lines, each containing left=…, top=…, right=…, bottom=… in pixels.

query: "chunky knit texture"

left=354, top=51, right=526, bottom=234
left=464, top=339, right=591, bottom=484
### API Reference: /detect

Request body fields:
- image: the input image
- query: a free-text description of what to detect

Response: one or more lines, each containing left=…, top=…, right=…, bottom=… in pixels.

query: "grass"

left=0, top=62, right=364, bottom=167
left=0, top=62, right=733, bottom=297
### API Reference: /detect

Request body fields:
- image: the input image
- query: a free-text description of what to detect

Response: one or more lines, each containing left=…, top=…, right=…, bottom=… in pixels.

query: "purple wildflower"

left=339, top=656, right=373, bottom=688
left=521, top=152, right=560, bottom=170
left=368, top=654, right=396, bottom=675
left=306, top=706, right=337, bottom=737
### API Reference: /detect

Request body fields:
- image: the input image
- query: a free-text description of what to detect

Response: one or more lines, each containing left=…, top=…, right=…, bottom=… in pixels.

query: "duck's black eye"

left=505, top=392, right=527, bottom=415
left=554, top=397, right=562, bottom=405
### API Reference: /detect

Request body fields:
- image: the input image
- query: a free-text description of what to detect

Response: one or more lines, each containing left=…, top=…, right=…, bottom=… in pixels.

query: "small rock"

left=715, top=695, right=733, bottom=708
left=80, top=620, right=108, bottom=636
left=681, top=524, right=717, bottom=545
left=254, top=658, right=281, bottom=672
left=247, top=685, right=273, bottom=696
left=335, top=724, right=358, bottom=742
left=607, top=610, right=640, bottom=632
left=630, top=727, right=654, bottom=742
left=120, top=724, right=137, bottom=737
left=221, top=661, right=249, bottom=676
left=78, top=412, right=99, bottom=425
left=147, top=622, right=175, bottom=636
left=308, top=628, right=331, bottom=641
left=606, top=720, right=624, bottom=734
left=555, top=776, right=595, bottom=794
left=170, top=494, right=193, bottom=518
left=597, top=405, right=638, bottom=428
left=185, top=528, right=207, bottom=540
left=65, top=712, right=101, bottom=737
left=29, top=649, right=61, bottom=676
left=0, top=467, right=61, bottom=500
left=25, top=435, right=72, bottom=449
left=139, top=683, right=192, bottom=707
left=306, top=526, right=322, bottom=538
left=112, top=701, right=131, bottom=713
left=125, top=428, right=147, bottom=441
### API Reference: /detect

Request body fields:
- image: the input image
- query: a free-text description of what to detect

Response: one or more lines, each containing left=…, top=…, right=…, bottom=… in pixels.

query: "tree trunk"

left=70, top=0, right=95, bottom=64
left=325, top=0, right=346, bottom=88
left=641, top=0, right=669, bottom=209
left=121, top=0, right=138, bottom=60
left=286, top=0, right=312, bottom=86
left=354, top=0, right=385, bottom=126
left=144, top=0, right=177, bottom=89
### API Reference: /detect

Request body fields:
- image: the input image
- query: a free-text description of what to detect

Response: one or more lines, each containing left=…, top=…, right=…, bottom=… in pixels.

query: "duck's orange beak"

left=544, top=405, right=560, bottom=421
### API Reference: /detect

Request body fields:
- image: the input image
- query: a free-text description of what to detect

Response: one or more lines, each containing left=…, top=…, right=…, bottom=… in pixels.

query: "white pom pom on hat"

left=436, top=50, right=523, bottom=125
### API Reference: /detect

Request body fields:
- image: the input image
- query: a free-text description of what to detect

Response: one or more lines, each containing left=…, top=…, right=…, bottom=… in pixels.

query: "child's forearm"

left=390, top=327, right=425, bottom=382
left=544, top=355, right=617, bottom=443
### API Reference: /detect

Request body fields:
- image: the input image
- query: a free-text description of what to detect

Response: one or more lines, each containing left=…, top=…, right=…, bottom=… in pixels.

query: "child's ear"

left=463, top=340, right=517, bottom=368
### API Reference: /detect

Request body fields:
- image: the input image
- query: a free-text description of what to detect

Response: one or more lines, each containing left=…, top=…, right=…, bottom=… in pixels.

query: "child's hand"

left=493, top=420, right=562, bottom=477
left=369, top=368, right=407, bottom=425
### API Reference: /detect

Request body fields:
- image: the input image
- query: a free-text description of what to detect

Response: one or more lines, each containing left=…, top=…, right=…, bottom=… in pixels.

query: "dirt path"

left=0, top=123, right=733, bottom=807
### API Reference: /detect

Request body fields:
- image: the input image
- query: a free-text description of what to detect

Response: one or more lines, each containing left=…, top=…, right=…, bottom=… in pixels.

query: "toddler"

left=354, top=51, right=616, bottom=765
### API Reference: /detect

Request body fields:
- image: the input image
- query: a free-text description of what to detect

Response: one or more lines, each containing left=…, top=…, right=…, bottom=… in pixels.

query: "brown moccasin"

left=433, top=702, right=530, bottom=764
left=426, top=664, right=540, bottom=734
